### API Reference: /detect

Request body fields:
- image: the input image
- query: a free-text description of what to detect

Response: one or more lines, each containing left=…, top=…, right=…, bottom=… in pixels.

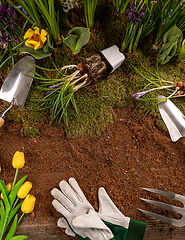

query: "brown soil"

left=1, top=104, right=185, bottom=239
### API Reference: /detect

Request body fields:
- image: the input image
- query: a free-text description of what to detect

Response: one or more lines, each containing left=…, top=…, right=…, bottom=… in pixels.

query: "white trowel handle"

left=0, top=117, right=4, bottom=127
left=0, top=100, right=14, bottom=127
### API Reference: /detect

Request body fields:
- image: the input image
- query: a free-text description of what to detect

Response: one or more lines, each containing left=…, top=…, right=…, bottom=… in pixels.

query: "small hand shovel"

left=0, top=55, right=35, bottom=127
left=158, top=95, right=185, bottom=142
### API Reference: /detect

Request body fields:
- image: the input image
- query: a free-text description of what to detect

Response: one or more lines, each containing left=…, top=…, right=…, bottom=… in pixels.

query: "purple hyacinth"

left=6, top=5, right=17, bottom=20
left=127, top=4, right=148, bottom=23
left=0, top=5, right=6, bottom=21
left=0, top=29, right=9, bottom=45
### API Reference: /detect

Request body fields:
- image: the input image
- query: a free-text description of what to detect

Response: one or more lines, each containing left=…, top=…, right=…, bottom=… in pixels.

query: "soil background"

left=1, top=104, right=185, bottom=239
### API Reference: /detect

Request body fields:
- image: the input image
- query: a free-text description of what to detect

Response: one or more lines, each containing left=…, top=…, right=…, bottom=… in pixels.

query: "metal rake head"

left=138, top=188, right=185, bottom=227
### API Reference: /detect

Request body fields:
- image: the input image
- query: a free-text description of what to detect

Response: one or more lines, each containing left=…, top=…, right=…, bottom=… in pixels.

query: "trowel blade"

left=0, top=55, right=35, bottom=108
left=158, top=95, right=185, bottom=142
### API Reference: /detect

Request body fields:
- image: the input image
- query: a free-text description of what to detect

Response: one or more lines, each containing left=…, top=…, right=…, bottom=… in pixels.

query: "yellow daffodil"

left=12, top=151, right=25, bottom=169
left=24, top=27, right=47, bottom=50
left=21, top=194, right=36, bottom=214
left=17, top=181, right=32, bottom=199
left=1, top=182, right=13, bottom=200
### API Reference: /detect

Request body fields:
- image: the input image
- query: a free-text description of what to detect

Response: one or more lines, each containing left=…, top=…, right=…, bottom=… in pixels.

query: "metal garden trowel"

left=0, top=55, right=35, bottom=127
left=158, top=95, right=185, bottom=142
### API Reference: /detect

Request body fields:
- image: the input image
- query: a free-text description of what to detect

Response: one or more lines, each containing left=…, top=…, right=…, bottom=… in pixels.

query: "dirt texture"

left=1, top=105, right=185, bottom=239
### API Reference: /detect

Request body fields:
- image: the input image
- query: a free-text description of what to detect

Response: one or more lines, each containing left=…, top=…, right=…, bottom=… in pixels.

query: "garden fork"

left=138, top=188, right=185, bottom=227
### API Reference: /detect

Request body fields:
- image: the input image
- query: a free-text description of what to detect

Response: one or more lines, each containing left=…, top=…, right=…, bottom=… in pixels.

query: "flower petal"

left=24, top=29, right=34, bottom=40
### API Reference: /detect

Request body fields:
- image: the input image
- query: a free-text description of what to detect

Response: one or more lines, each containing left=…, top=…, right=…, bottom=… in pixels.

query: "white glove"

left=51, top=178, right=114, bottom=240
left=98, top=187, right=130, bottom=228
left=54, top=183, right=146, bottom=240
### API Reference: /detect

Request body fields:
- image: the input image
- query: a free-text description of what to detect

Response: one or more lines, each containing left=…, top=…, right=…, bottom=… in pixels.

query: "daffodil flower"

left=24, top=27, right=47, bottom=50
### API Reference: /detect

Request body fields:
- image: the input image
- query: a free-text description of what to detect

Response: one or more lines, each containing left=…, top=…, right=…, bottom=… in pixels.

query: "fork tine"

left=138, top=208, right=182, bottom=227
left=142, top=188, right=185, bottom=205
left=140, top=197, right=183, bottom=214
left=140, top=188, right=185, bottom=227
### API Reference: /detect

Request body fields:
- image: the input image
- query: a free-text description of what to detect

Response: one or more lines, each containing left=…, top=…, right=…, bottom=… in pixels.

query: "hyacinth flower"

left=0, top=28, right=9, bottom=46
left=0, top=3, right=26, bottom=68
left=121, top=2, right=148, bottom=53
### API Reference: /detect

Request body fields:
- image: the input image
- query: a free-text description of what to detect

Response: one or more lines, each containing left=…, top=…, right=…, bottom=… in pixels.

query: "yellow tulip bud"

left=1, top=182, right=13, bottom=199
left=12, top=151, right=25, bottom=169
left=17, top=181, right=32, bottom=199
left=21, top=194, right=36, bottom=213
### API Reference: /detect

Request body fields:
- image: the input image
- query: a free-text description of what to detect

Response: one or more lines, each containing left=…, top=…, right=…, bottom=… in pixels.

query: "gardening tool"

left=138, top=188, right=185, bottom=227
left=0, top=55, right=35, bottom=127
left=158, top=95, right=185, bottom=142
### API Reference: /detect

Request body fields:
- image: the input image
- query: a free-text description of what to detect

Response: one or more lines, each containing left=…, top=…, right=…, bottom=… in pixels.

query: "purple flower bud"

left=45, top=90, right=55, bottom=95
left=0, top=5, right=6, bottom=21
left=131, top=90, right=151, bottom=99
left=45, top=84, right=60, bottom=95
left=48, top=84, right=60, bottom=89
left=0, top=29, right=9, bottom=45
left=6, top=5, right=17, bottom=20
left=127, top=3, right=148, bottom=24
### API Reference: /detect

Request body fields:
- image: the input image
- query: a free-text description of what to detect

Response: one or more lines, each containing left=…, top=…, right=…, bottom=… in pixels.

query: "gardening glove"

left=98, top=187, right=147, bottom=240
left=58, top=186, right=147, bottom=240
left=51, top=177, right=114, bottom=240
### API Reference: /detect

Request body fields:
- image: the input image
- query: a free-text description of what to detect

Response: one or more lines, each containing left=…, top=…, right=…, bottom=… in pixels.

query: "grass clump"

left=65, top=72, right=128, bottom=138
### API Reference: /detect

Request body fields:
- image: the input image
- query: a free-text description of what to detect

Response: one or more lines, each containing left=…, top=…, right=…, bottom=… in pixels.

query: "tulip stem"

left=0, top=216, right=8, bottom=240
left=12, top=197, right=19, bottom=210
left=18, top=212, right=25, bottom=224
left=12, top=168, right=19, bottom=190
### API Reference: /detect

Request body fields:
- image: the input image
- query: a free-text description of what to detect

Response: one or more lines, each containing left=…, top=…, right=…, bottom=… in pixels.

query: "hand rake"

left=138, top=188, right=185, bottom=227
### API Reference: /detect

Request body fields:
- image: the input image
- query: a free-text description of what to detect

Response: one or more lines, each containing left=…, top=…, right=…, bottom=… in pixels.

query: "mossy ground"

left=1, top=1, right=185, bottom=138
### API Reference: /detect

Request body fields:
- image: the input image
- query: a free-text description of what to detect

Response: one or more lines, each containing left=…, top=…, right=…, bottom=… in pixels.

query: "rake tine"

left=138, top=208, right=182, bottom=227
left=142, top=188, right=185, bottom=204
left=139, top=188, right=185, bottom=227
left=139, top=198, right=183, bottom=213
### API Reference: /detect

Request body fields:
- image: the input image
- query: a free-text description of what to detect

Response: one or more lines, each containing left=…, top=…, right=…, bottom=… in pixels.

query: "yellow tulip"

left=1, top=182, right=13, bottom=199
left=17, top=181, right=32, bottom=199
left=21, top=194, right=36, bottom=213
left=24, top=27, right=47, bottom=50
left=12, top=151, right=25, bottom=169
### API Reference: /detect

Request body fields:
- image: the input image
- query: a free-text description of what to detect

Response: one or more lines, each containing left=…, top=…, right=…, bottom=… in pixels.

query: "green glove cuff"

left=126, top=219, right=146, bottom=240
left=103, top=221, right=128, bottom=240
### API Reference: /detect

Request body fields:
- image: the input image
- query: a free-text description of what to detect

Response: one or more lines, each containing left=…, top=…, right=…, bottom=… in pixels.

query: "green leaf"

left=6, top=203, right=22, bottom=228
left=0, top=201, right=6, bottom=233
left=163, top=25, right=182, bottom=44
left=8, top=236, right=28, bottom=240
left=62, top=27, right=90, bottom=55
left=0, top=181, right=11, bottom=215
left=5, top=214, right=18, bottom=240
left=8, top=176, right=27, bottom=208
left=178, top=39, right=185, bottom=61
left=62, top=35, right=78, bottom=53
left=20, top=46, right=52, bottom=59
